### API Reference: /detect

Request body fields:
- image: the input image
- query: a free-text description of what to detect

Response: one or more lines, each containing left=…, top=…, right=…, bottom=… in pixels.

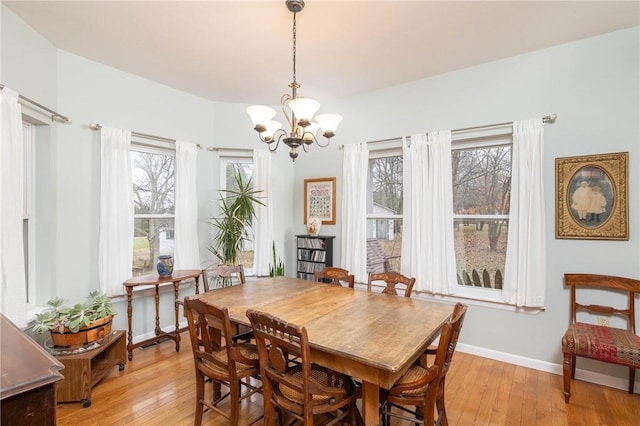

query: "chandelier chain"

left=292, top=12, right=297, bottom=84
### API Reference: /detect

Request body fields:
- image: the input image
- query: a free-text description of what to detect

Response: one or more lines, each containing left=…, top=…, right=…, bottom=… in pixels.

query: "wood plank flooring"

left=55, top=332, right=639, bottom=425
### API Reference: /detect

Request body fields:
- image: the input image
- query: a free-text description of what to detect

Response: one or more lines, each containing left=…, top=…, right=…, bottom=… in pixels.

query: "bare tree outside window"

left=452, top=145, right=511, bottom=288
left=132, top=150, right=175, bottom=276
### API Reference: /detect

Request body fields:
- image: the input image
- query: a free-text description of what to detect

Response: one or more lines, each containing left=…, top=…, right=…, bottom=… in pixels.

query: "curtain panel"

left=0, top=88, right=28, bottom=327
left=340, top=143, right=369, bottom=283
left=99, top=127, right=134, bottom=297
left=503, top=118, right=546, bottom=307
left=401, top=132, right=457, bottom=294
left=174, top=141, right=201, bottom=270
left=252, top=150, right=274, bottom=276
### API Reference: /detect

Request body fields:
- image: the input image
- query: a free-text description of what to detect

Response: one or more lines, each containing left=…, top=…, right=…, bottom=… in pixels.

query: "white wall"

left=2, top=4, right=638, bottom=388
left=1, top=5, right=294, bottom=337
left=293, top=27, right=639, bottom=384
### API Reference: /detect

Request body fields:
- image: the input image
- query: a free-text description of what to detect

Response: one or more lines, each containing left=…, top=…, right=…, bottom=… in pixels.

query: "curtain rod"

left=89, top=123, right=201, bottom=149
left=350, top=114, right=557, bottom=147
left=0, top=83, right=72, bottom=123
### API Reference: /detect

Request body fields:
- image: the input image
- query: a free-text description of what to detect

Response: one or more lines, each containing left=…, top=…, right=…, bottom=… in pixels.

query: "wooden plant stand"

left=54, top=330, right=126, bottom=407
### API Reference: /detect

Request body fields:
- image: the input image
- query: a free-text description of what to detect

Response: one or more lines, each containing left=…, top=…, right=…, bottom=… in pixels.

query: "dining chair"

left=202, top=264, right=246, bottom=291
left=561, top=273, right=640, bottom=403
left=379, top=302, right=467, bottom=426
left=184, top=297, right=263, bottom=426
left=314, top=267, right=355, bottom=288
left=367, top=271, right=416, bottom=298
left=246, top=309, right=359, bottom=425
left=178, top=265, right=252, bottom=341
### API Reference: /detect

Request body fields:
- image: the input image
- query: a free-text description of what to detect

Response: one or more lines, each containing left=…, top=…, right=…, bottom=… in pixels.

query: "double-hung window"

left=366, top=147, right=403, bottom=273
left=364, top=132, right=513, bottom=303
left=131, top=140, right=175, bottom=276
left=452, top=135, right=511, bottom=298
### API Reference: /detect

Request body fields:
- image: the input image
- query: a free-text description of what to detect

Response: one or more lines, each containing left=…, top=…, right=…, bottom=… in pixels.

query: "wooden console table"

left=123, top=269, right=201, bottom=360
left=54, top=330, right=126, bottom=407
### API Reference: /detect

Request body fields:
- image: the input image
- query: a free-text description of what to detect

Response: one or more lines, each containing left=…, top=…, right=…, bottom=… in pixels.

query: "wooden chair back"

left=381, top=303, right=467, bottom=426
left=566, top=273, right=638, bottom=332
left=202, top=264, right=246, bottom=292
left=367, top=271, right=416, bottom=297
left=314, top=267, right=355, bottom=288
left=561, top=273, right=640, bottom=402
left=246, top=309, right=357, bottom=425
left=184, top=297, right=261, bottom=425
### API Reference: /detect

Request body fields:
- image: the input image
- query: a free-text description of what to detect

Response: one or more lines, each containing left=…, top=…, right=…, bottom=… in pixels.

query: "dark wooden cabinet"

left=295, top=235, right=335, bottom=280
left=0, top=314, right=64, bottom=426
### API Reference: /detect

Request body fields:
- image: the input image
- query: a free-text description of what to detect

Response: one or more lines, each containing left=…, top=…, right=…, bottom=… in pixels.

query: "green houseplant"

left=269, top=241, right=285, bottom=277
left=33, top=291, right=116, bottom=346
left=208, top=170, right=264, bottom=264
left=208, top=169, right=264, bottom=285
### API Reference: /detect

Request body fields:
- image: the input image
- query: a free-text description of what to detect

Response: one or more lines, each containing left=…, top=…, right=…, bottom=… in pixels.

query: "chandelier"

left=246, top=0, right=342, bottom=161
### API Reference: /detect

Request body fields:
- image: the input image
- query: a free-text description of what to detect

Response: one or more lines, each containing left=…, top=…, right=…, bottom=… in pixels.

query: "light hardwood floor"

left=56, top=332, right=639, bottom=425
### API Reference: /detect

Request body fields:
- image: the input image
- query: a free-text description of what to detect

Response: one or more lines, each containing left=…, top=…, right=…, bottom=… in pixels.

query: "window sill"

left=361, top=283, right=544, bottom=314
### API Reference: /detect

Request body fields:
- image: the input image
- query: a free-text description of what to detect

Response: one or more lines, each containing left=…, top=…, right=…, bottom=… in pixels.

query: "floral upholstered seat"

left=562, top=322, right=640, bottom=368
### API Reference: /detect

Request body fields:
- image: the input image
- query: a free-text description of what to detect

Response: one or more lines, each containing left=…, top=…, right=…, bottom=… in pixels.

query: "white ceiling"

left=5, top=1, right=639, bottom=105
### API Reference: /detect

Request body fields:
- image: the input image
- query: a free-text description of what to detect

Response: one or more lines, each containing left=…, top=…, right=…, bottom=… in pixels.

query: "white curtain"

left=401, top=131, right=457, bottom=294
left=252, top=150, right=274, bottom=276
left=503, top=118, right=546, bottom=307
left=99, top=127, right=134, bottom=297
left=340, top=143, right=368, bottom=283
left=0, top=88, right=28, bottom=327
left=174, top=141, right=201, bottom=271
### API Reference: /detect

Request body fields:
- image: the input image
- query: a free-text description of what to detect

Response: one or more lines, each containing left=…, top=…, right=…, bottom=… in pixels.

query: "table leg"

left=126, top=288, right=134, bottom=361
left=174, top=282, right=181, bottom=352
left=154, top=285, right=161, bottom=336
left=361, top=381, right=381, bottom=426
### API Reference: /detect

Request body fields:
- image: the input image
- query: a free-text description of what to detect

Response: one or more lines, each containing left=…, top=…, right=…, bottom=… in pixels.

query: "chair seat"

left=562, top=322, right=640, bottom=368
left=389, top=365, right=430, bottom=397
left=202, top=343, right=260, bottom=376
left=277, top=364, right=353, bottom=408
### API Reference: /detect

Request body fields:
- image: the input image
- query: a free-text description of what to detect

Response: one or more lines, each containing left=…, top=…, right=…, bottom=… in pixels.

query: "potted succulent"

left=32, top=290, right=116, bottom=347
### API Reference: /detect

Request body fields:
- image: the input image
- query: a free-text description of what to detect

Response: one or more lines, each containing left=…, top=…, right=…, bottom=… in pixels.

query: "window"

left=23, top=122, right=35, bottom=304
left=220, top=157, right=255, bottom=271
left=364, top=133, right=513, bottom=302
left=366, top=149, right=403, bottom=273
left=131, top=142, right=175, bottom=276
left=452, top=140, right=511, bottom=293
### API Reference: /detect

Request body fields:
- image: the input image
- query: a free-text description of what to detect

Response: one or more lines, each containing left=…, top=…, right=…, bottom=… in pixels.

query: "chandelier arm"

left=281, top=93, right=294, bottom=130
left=315, top=136, right=331, bottom=148
left=258, top=128, right=287, bottom=153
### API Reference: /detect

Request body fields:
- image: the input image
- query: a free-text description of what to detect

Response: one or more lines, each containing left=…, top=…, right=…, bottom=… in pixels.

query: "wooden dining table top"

left=191, top=275, right=453, bottom=425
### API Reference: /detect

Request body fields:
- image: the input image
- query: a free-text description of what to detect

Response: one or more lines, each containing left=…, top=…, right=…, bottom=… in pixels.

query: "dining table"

left=191, top=276, right=453, bottom=426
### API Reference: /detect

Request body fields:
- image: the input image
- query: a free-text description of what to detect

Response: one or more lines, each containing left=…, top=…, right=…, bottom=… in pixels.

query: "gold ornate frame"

left=304, top=177, right=336, bottom=225
left=555, top=152, right=628, bottom=240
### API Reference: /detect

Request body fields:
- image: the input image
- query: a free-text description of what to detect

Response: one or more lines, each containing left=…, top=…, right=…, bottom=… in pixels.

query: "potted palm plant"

left=32, top=290, right=116, bottom=347
left=208, top=169, right=264, bottom=286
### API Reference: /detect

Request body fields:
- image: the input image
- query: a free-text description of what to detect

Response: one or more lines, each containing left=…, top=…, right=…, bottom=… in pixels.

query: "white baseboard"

left=457, top=343, right=639, bottom=395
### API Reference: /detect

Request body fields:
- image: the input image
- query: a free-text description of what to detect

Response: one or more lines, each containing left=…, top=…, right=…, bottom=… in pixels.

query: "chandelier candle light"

left=246, top=0, right=342, bottom=161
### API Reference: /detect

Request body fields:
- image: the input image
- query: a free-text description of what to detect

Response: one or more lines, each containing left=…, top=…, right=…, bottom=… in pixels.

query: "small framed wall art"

left=555, top=152, right=628, bottom=240
left=304, top=177, right=336, bottom=225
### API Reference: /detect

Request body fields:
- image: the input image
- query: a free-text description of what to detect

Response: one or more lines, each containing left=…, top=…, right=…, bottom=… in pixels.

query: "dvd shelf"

left=295, top=235, right=335, bottom=281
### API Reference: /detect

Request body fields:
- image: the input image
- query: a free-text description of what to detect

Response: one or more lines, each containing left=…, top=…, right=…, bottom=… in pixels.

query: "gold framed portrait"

left=555, top=152, right=628, bottom=240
